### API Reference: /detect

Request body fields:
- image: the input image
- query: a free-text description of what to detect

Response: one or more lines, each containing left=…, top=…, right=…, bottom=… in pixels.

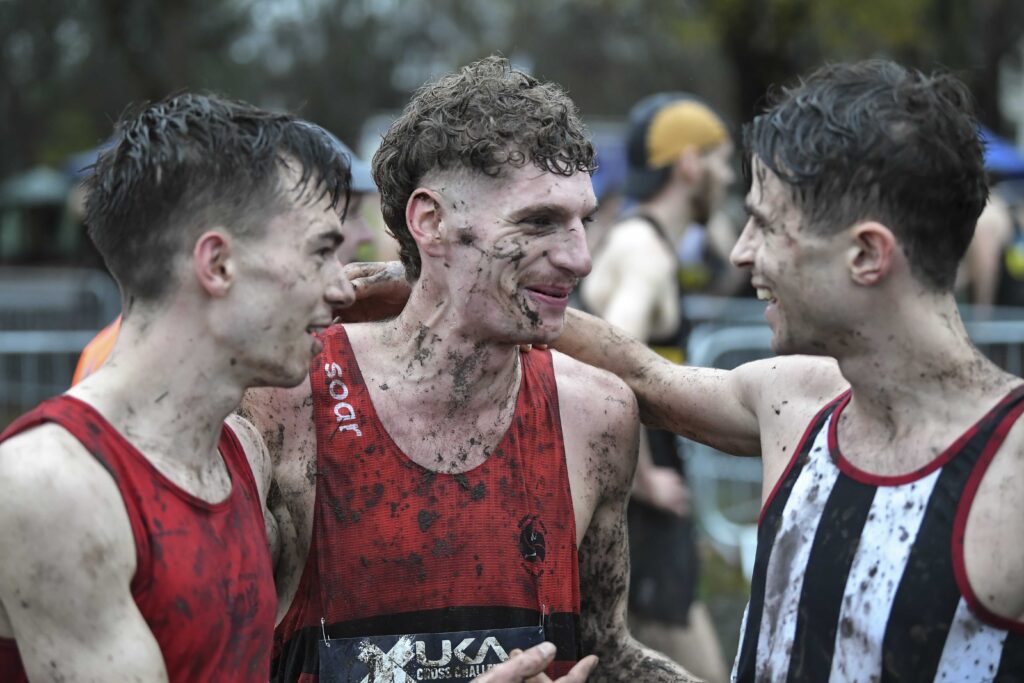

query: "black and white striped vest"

left=733, top=387, right=1024, bottom=682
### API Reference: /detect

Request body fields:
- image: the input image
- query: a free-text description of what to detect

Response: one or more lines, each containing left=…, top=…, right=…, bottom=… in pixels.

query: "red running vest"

left=0, top=396, right=276, bottom=682
left=272, top=326, right=582, bottom=682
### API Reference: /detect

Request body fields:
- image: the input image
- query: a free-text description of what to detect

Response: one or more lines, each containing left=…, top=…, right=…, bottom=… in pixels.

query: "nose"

left=730, top=218, right=757, bottom=270
left=550, top=223, right=592, bottom=277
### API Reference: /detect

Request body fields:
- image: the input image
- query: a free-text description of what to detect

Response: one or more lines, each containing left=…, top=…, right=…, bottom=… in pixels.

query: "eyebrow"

left=508, top=201, right=599, bottom=222
left=744, top=200, right=772, bottom=226
left=311, top=229, right=344, bottom=246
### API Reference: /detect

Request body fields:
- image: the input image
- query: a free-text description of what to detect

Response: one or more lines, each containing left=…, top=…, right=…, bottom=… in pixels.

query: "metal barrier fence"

left=681, top=307, right=1024, bottom=580
left=0, top=267, right=119, bottom=423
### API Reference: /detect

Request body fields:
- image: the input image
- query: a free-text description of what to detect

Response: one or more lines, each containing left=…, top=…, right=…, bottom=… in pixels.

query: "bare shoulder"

left=551, top=349, right=638, bottom=436
left=0, top=425, right=165, bottom=679
left=738, top=354, right=848, bottom=416
left=0, top=423, right=128, bottom=523
left=965, top=406, right=1024, bottom=621
left=551, top=350, right=639, bottom=499
left=239, top=381, right=312, bottom=464
left=225, top=412, right=272, bottom=498
left=0, top=422, right=135, bottom=597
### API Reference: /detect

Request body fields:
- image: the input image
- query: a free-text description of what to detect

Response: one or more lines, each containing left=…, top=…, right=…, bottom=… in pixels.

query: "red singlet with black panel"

left=0, top=395, right=276, bottom=683
left=272, top=326, right=581, bottom=682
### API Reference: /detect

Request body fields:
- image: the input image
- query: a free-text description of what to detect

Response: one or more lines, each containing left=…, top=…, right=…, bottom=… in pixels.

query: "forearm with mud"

left=578, top=502, right=702, bottom=683
left=555, top=308, right=680, bottom=431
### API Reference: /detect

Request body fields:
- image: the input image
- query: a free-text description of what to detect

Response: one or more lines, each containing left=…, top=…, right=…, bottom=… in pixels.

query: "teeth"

left=756, top=288, right=774, bottom=302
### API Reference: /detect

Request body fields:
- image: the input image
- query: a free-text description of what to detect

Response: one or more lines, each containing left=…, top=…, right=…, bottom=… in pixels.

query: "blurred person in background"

left=69, top=123, right=379, bottom=386
left=580, top=93, right=731, bottom=683
left=962, top=179, right=1024, bottom=309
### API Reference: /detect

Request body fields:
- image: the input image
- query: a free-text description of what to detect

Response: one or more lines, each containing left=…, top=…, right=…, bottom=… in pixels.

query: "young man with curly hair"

left=244, top=56, right=696, bottom=682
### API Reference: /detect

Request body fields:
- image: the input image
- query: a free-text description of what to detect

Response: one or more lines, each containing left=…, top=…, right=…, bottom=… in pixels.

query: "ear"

left=405, top=188, right=446, bottom=258
left=193, top=230, right=234, bottom=298
left=846, top=221, right=895, bottom=286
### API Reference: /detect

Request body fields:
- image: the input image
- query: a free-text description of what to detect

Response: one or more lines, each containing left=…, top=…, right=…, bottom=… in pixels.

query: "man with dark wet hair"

left=550, top=60, right=1024, bottom=680
left=0, top=93, right=356, bottom=682
left=244, top=56, right=695, bottom=682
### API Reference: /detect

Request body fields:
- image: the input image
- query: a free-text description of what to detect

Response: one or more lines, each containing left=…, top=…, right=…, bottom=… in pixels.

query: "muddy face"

left=428, top=165, right=596, bottom=346
left=209, top=163, right=352, bottom=388
left=730, top=159, right=853, bottom=357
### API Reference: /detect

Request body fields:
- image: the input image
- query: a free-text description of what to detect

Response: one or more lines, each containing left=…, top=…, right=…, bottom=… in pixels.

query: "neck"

left=69, top=308, right=244, bottom=465
left=376, top=277, right=521, bottom=418
left=638, top=191, right=693, bottom=244
left=836, top=292, right=1015, bottom=433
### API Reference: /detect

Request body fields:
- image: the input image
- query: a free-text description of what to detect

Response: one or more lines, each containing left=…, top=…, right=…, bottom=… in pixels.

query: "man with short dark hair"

left=0, top=93, right=355, bottom=682
left=553, top=60, right=1024, bottom=681
left=245, top=56, right=696, bottom=682
left=69, top=122, right=380, bottom=386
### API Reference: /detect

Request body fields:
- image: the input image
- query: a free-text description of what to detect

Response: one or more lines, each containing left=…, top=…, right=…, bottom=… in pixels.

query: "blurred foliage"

left=1, top=0, right=1022, bottom=180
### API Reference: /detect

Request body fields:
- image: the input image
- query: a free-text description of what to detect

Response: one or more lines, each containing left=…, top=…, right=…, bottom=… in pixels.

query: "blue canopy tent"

left=981, top=126, right=1024, bottom=179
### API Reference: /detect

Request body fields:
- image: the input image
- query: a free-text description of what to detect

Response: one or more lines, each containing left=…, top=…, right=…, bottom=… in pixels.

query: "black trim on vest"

left=271, top=606, right=580, bottom=681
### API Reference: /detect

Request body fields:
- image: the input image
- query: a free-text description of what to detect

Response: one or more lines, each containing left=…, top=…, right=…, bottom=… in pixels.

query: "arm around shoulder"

left=0, top=426, right=168, bottom=683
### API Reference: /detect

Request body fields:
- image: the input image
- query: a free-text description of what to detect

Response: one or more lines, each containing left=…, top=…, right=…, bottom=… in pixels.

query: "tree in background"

left=1, top=0, right=1022, bottom=180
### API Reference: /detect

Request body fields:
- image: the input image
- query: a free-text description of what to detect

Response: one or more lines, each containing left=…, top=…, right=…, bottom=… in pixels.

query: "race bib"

left=319, top=625, right=545, bottom=682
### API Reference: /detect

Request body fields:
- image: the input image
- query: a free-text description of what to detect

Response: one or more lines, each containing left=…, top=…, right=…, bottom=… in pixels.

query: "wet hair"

left=372, top=55, right=596, bottom=280
left=85, top=93, right=352, bottom=304
left=743, top=60, right=988, bottom=291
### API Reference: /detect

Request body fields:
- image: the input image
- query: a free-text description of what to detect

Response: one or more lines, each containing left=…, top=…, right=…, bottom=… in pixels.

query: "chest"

left=132, top=482, right=275, bottom=675
left=308, top=429, right=580, bottom=619
left=760, top=414, right=1022, bottom=638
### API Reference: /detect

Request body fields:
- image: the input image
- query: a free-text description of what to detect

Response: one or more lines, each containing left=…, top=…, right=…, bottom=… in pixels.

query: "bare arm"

left=554, top=307, right=761, bottom=456
left=568, top=370, right=700, bottom=682
left=0, top=426, right=169, bottom=682
left=238, top=382, right=316, bottom=623
left=226, top=412, right=278, bottom=562
left=631, top=429, right=689, bottom=518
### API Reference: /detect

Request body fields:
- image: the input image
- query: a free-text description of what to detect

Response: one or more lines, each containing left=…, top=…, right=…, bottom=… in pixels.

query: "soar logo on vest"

left=324, top=362, right=362, bottom=437
left=319, top=626, right=545, bottom=682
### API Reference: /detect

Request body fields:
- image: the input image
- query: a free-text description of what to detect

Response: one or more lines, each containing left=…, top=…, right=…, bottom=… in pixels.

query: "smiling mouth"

left=525, top=284, right=572, bottom=299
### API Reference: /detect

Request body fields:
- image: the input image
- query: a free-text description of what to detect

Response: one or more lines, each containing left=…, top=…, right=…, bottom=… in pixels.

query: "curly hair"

left=372, top=55, right=596, bottom=280
left=85, top=93, right=351, bottom=304
left=743, top=59, right=988, bottom=291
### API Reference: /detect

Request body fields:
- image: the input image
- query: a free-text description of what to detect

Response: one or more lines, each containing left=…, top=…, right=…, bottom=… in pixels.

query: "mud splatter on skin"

left=578, top=497, right=695, bottom=681
left=410, top=324, right=434, bottom=368
left=445, top=341, right=490, bottom=418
